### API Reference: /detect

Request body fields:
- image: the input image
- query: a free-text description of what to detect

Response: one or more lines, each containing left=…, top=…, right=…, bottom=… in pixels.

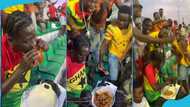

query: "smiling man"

left=99, top=5, right=132, bottom=83
left=66, top=34, right=91, bottom=107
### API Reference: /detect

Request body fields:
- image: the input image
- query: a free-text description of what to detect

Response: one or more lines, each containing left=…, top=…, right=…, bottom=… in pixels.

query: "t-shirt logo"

left=78, top=77, right=86, bottom=88
left=6, top=64, right=31, bottom=92
left=7, top=73, right=27, bottom=88
left=67, top=66, right=87, bottom=92
left=17, top=72, right=28, bottom=88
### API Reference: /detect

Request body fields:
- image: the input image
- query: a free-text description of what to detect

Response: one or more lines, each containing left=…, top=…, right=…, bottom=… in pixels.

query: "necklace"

left=81, top=1, right=91, bottom=36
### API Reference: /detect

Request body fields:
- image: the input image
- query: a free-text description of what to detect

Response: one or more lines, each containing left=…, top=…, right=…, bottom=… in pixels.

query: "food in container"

left=92, top=81, right=117, bottom=107
left=94, top=90, right=113, bottom=107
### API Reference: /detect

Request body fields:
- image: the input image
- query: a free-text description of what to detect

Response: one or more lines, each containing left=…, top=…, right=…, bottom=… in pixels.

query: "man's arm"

left=133, top=27, right=173, bottom=43
left=2, top=49, right=39, bottom=94
left=178, top=39, right=190, bottom=60
left=54, top=59, right=66, bottom=87
left=2, top=67, right=26, bottom=94
left=99, top=39, right=110, bottom=64
left=98, top=39, right=110, bottom=75
left=125, top=40, right=132, bottom=55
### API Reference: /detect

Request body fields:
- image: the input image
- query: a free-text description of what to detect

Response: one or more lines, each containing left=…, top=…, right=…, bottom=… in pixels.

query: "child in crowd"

left=133, top=80, right=150, bottom=107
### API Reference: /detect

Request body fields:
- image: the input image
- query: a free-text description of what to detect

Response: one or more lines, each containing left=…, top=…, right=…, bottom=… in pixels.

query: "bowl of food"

left=92, top=81, right=117, bottom=107
left=92, top=90, right=113, bottom=107
left=163, top=89, right=174, bottom=96
left=161, top=84, right=180, bottom=100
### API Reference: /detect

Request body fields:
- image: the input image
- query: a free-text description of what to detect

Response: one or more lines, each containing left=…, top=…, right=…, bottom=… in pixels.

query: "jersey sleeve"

left=104, top=25, right=114, bottom=41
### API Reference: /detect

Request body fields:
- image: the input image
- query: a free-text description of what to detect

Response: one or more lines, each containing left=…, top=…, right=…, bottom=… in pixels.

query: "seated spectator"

left=2, top=11, right=48, bottom=107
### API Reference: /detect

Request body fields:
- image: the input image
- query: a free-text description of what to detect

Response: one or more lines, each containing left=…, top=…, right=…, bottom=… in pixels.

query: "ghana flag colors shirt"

left=66, top=51, right=88, bottom=93
left=2, top=34, right=31, bottom=92
left=67, top=0, right=91, bottom=30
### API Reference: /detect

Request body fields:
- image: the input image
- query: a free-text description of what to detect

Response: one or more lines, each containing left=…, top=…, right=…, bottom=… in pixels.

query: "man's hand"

left=165, top=78, right=172, bottom=85
left=154, top=84, right=162, bottom=91
left=98, top=63, right=109, bottom=76
left=36, top=39, right=48, bottom=51
left=2, top=49, right=40, bottom=94
left=20, top=49, right=40, bottom=71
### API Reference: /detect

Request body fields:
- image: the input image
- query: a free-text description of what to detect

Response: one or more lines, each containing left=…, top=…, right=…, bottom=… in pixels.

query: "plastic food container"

left=91, top=81, right=117, bottom=107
